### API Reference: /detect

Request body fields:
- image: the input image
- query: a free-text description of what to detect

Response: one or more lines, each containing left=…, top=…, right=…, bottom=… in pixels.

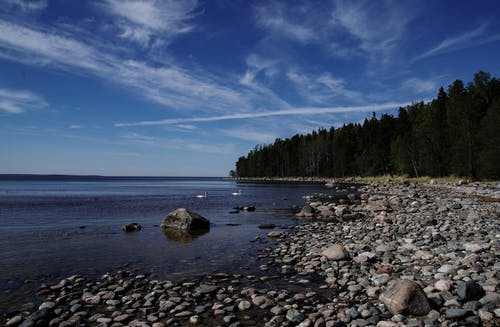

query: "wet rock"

left=121, top=223, right=142, bottom=232
left=258, top=224, right=276, bottom=229
left=380, top=280, right=431, bottom=316
left=19, top=308, right=51, bottom=327
left=267, top=231, right=284, bottom=238
left=161, top=208, right=210, bottom=230
left=243, top=205, right=256, bottom=212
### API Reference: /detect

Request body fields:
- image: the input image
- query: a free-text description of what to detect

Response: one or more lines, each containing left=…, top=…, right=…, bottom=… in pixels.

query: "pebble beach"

left=3, top=181, right=499, bottom=327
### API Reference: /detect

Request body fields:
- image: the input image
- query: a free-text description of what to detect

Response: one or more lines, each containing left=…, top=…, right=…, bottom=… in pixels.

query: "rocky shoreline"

left=3, top=181, right=499, bottom=326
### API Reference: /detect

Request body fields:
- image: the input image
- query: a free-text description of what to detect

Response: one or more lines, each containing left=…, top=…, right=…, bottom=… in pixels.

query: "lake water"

left=0, top=176, right=341, bottom=313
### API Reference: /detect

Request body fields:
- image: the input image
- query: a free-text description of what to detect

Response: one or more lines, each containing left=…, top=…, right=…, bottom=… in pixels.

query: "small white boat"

left=232, top=189, right=241, bottom=196
left=196, top=191, right=207, bottom=198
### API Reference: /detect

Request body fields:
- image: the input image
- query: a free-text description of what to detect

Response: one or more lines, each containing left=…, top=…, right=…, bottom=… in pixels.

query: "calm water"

left=0, top=176, right=340, bottom=312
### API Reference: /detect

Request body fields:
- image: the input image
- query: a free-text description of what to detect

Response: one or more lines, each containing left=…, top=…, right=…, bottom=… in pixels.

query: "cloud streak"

left=0, top=88, right=47, bottom=113
left=0, top=19, right=255, bottom=114
left=100, top=0, right=200, bottom=47
left=4, top=0, right=47, bottom=12
left=417, top=24, right=500, bottom=60
left=115, top=102, right=410, bottom=127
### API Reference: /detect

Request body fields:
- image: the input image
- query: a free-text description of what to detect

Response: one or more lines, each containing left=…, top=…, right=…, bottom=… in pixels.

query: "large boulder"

left=380, top=279, right=431, bottom=316
left=161, top=208, right=210, bottom=231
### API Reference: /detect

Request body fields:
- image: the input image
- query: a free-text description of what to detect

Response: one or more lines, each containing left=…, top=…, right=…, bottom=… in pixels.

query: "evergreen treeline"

left=235, top=71, right=500, bottom=180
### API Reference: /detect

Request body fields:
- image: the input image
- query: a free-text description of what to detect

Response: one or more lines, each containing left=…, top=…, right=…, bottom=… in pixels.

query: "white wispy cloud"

left=254, top=3, right=318, bottom=44
left=69, top=124, right=84, bottom=129
left=222, top=128, right=277, bottom=144
left=115, top=102, right=410, bottom=127
left=286, top=69, right=362, bottom=103
left=176, top=124, right=198, bottom=130
left=4, top=0, right=47, bottom=12
left=0, top=87, right=47, bottom=113
left=330, top=0, right=415, bottom=61
left=254, top=0, right=415, bottom=62
left=417, top=24, right=500, bottom=60
left=0, top=19, right=252, bottom=114
left=401, top=77, right=437, bottom=94
left=121, top=132, right=159, bottom=144
left=239, top=54, right=291, bottom=109
left=100, top=0, right=200, bottom=47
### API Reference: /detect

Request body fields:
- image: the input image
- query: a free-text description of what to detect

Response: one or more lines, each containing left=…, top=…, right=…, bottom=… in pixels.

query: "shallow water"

left=0, top=176, right=342, bottom=312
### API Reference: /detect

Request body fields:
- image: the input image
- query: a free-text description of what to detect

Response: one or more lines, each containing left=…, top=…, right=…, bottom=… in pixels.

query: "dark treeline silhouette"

left=235, top=71, right=500, bottom=180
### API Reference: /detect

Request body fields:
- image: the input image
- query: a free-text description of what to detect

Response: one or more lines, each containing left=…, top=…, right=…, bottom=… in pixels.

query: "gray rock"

left=445, top=308, right=473, bottom=319
left=286, top=308, right=305, bottom=323
left=379, top=280, right=431, bottom=316
left=456, top=281, right=485, bottom=301
left=19, top=308, right=51, bottom=327
left=321, top=244, right=348, bottom=261
left=38, top=301, right=56, bottom=311
left=160, top=208, right=210, bottom=230
left=238, top=300, right=251, bottom=311
left=194, top=284, right=219, bottom=295
left=6, top=315, right=23, bottom=326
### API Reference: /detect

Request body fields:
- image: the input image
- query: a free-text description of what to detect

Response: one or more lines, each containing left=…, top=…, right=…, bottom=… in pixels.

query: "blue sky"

left=0, top=0, right=499, bottom=176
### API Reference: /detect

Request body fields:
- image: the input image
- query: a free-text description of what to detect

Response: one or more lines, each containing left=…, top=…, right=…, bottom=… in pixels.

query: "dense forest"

left=234, top=71, right=500, bottom=180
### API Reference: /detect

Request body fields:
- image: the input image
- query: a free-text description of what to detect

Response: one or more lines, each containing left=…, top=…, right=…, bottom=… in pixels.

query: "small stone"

left=267, top=231, right=284, bottom=238
left=39, top=301, right=56, bottom=310
left=174, top=311, right=192, bottom=318
left=6, top=315, right=23, bottom=326
left=96, top=317, right=113, bottom=323
left=464, top=243, right=483, bottom=253
left=372, top=274, right=390, bottom=287
left=434, top=280, right=453, bottom=292
left=437, top=264, right=456, bottom=275
left=286, top=308, right=305, bottom=323
left=478, top=309, right=493, bottom=321
left=270, top=306, right=285, bottom=315
left=189, top=315, right=200, bottom=324
left=252, top=295, right=267, bottom=306
left=114, top=314, right=129, bottom=323
left=445, top=309, right=473, bottom=319
left=238, top=300, right=251, bottom=311
left=195, top=284, right=219, bottom=295
left=456, top=280, right=485, bottom=301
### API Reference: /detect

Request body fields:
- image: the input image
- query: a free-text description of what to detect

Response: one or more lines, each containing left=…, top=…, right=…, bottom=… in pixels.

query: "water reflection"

left=162, top=228, right=209, bottom=243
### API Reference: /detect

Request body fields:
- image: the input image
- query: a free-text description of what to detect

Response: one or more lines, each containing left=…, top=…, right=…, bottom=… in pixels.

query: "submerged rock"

left=121, top=223, right=142, bottom=232
left=160, top=208, right=210, bottom=231
left=258, top=224, right=276, bottom=229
